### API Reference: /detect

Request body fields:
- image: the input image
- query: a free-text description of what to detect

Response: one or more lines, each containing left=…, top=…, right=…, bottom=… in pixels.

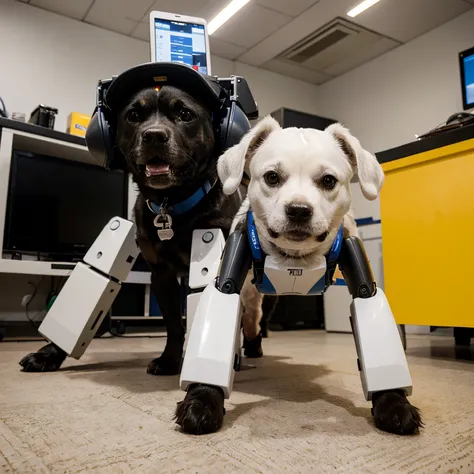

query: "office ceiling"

left=16, top=0, right=474, bottom=84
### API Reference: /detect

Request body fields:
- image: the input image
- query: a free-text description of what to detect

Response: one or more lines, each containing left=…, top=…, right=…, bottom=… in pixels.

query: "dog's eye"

left=127, top=109, right=141, bottom=123
left=322, top=175, right=337, bottom=190
left=264, top=171, right=280, bottom=187
left=178, top=108, right=194, bottom=122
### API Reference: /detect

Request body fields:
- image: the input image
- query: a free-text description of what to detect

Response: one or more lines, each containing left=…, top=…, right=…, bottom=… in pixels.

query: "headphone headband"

left=85, top=62, right=258, bottom=170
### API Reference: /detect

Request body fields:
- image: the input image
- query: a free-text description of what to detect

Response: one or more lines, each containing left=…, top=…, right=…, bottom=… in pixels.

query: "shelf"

left=11, top=128, right=98, bottom=167
left=0, top=259, right=151, bottom=283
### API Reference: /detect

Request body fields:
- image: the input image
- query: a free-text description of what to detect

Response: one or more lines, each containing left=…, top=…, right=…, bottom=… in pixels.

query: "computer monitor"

left=459, top=46, right=474, bottom=110
left=149, top=11, right=212, bottom=75
left=3, top=150, right=128, bottom=261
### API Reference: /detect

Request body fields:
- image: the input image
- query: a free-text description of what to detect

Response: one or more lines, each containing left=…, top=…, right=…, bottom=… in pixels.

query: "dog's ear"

left=326, top=123, right=384, bottom=200
left=218, top=116, right=281, bottom=195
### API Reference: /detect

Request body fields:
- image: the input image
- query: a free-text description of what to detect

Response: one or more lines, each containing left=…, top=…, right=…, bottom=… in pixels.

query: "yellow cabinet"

left=380, top=136, right=474, bottom=328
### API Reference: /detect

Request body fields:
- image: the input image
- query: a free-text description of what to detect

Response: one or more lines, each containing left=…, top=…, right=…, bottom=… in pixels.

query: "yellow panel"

left=381, top=140, right=474, bottom=328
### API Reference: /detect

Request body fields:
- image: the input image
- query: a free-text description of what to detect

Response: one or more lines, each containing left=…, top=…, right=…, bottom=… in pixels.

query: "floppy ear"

left=218, top=116, right=281, bottom=195
left=326, top=123, right=384, bottom=200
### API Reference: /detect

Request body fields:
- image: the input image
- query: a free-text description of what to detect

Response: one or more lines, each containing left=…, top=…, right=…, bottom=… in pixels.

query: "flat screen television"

left=3, top=150, right=128, bottom=261
left=459, top=46, right=474, bottom=110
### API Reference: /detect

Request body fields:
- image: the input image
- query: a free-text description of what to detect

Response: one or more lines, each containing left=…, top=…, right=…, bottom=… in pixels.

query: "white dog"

left=218, top=116, right=384, bottom=346
left=176, top=116, right=421, bottom=436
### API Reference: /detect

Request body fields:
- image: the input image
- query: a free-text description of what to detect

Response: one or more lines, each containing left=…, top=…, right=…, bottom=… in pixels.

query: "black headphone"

left=86, top=62, right=258, bottom=169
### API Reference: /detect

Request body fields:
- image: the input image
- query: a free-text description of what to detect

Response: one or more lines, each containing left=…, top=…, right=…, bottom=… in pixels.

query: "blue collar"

left=246, top=210, right=343, bottom=263
left=147, top=180, right=212, bottom=217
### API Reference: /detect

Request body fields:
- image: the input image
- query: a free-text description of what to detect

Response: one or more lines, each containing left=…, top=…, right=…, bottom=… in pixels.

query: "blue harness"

left=246, top=210, right=343, bottom=295
left=147, top=180, right=212, bottom=217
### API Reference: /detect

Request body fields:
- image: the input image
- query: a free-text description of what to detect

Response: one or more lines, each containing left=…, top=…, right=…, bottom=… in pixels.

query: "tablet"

left=150, top=11, right=212, bottom=75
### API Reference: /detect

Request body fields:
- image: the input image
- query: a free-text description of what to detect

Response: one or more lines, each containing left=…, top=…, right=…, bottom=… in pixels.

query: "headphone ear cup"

left=219, top=102, right=251, bottom=153
left=85, top=107, right=117, bottom=169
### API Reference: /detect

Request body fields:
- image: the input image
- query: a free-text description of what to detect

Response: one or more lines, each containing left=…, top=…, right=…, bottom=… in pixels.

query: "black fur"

left=177, top=384, right=422, bottom=437
left=19, top=343, right=67, bottom=372
left=175, top=384, right=225, bottom=435
left=20, top=85, right=241, bottom=375
left=243, top=332, right=263, bottom=358
left=372, top=390, right=423, bottom=435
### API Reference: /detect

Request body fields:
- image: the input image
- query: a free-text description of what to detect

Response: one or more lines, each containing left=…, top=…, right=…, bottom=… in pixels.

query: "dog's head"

left=115, top=85, right=216, bottom=191
left=218, top=116, right=384, bottom=255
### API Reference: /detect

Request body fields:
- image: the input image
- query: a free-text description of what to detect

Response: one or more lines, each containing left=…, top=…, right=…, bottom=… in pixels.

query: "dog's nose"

left=285, top=203, right=313, bottom=222
left=142, top=128, right=169, bottom=145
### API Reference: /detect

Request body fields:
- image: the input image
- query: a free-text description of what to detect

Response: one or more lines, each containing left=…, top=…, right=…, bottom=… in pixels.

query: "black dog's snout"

left=285, top=203, right=313, bottom=222
left=142, top=128, right=170, bottom=145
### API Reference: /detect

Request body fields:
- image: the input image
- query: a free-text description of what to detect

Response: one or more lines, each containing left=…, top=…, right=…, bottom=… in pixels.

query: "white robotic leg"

left=186, top=229, right=225, bottom=340
left=339, top=236, right=412, bottom=401
left=38, top=217, right=139, bottom=359
left=181, top=283, right=242, bottom=398
left=180, top=230, right=250, bottom=398
left=350, top=288, right=412, bottom=401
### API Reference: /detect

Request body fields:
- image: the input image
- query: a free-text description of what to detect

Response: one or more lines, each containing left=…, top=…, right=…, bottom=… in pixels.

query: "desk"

left=377, top=124, right=474, bottom=336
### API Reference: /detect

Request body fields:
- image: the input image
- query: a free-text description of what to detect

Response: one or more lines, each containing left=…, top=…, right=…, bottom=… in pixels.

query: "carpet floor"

left=1, top=331, right=473, bottom=473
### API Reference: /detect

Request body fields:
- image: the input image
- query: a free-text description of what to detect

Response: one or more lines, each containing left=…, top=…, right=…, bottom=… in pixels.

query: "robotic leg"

left=176, top=230, right=251, bottom=434
left=20, top=217, right=139, bottom=372
left=339, top=237, right=422, bottom=434
left=185, top=229, right=226, bottom=349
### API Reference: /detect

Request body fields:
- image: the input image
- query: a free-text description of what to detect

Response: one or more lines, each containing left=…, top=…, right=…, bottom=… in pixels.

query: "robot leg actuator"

left=38, top=217, right=139, bottom=359
left=338, top=237, right=412, bottom=401
left=180, top=230, right=251, bottom=398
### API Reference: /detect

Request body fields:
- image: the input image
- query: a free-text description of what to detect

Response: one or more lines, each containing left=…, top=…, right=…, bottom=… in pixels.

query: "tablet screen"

left=153, top=18, right=209, bottom=75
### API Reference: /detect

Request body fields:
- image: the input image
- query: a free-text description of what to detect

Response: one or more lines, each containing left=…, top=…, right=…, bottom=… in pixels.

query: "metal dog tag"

left=154, top=213, right=174, bottom=241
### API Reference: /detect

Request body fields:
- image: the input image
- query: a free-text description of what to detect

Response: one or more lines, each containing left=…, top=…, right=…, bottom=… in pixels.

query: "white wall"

left=0, top=0, right=320, bottom=132
left=314, top=8, right=474, bottom=154
left=314, top=10, right=473, bottom=335
left=312, top=8, right=474, bottom=222
left=0, top=0, right=147, bottom=132
left=233, top=62, right=325, bottom=118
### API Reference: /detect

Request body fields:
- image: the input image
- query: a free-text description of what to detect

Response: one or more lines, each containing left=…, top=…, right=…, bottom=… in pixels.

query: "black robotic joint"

left=338, top=236, right=376, bottom=299
left=216, top=231, right=252, bottom=295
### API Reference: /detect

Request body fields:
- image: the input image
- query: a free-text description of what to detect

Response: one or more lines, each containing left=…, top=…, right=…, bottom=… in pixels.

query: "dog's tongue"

left=146, top=163, right=169, bottom=177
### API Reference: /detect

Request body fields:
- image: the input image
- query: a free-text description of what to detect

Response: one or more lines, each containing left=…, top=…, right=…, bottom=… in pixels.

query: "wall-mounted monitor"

left=459, top=46, right=474, bottom=110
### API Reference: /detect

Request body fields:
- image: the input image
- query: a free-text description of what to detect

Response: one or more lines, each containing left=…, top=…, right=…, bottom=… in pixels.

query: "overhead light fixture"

left=208, top=0, right=251, bottom=35
left=347, top=0, right=380, bottom=18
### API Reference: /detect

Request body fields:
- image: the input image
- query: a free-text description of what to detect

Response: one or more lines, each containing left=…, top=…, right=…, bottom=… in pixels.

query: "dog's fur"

left=19, top=85, right=241, bottom=375
left=176, top=116, right=422, bottom=436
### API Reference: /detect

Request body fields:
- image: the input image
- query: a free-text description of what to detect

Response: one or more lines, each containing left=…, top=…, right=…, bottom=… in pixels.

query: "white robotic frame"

left=180, top=210, right=413, bottom=402
left=38, top=210, right=411, bottom=409
left=38, top=217, right=225, bottom=360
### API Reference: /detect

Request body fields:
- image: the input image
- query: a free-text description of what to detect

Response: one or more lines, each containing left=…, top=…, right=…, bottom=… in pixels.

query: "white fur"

left=217, top=116, right=280, bottom=195
left=219, top=117, right=383, bottom=259
left=325, top=123, right=384, bottom=201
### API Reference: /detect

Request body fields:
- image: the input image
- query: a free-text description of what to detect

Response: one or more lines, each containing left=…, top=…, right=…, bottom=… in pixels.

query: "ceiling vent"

left=277, top=18, right=385, bottom=72
left=282, top=20, right=360, bottom=64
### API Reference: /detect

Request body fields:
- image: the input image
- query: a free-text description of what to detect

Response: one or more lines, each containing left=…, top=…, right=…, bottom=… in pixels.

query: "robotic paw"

left=147, top=354, right=182, bottom=376
left=175, top=384, right=225, bottom=435
left=372, top=390, right=423, bottom=435
left=19, top=343, right=67, bottom=372
left=243, top=332, right=263, bottom=358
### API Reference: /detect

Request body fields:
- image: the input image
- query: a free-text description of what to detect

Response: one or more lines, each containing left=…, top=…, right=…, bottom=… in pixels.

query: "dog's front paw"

left=19, top=343, right=67, bottom=372
left=175, top=384, right=225, bottom=435
left=243, top=332, right=263, bottom=358
left=372, top=390, right=422, bottom=435
left=147, top=355, right=182, bottom=376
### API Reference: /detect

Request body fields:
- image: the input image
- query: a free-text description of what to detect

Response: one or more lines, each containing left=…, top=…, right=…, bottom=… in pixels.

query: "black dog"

left=19, top=85, right=241, bottom=375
